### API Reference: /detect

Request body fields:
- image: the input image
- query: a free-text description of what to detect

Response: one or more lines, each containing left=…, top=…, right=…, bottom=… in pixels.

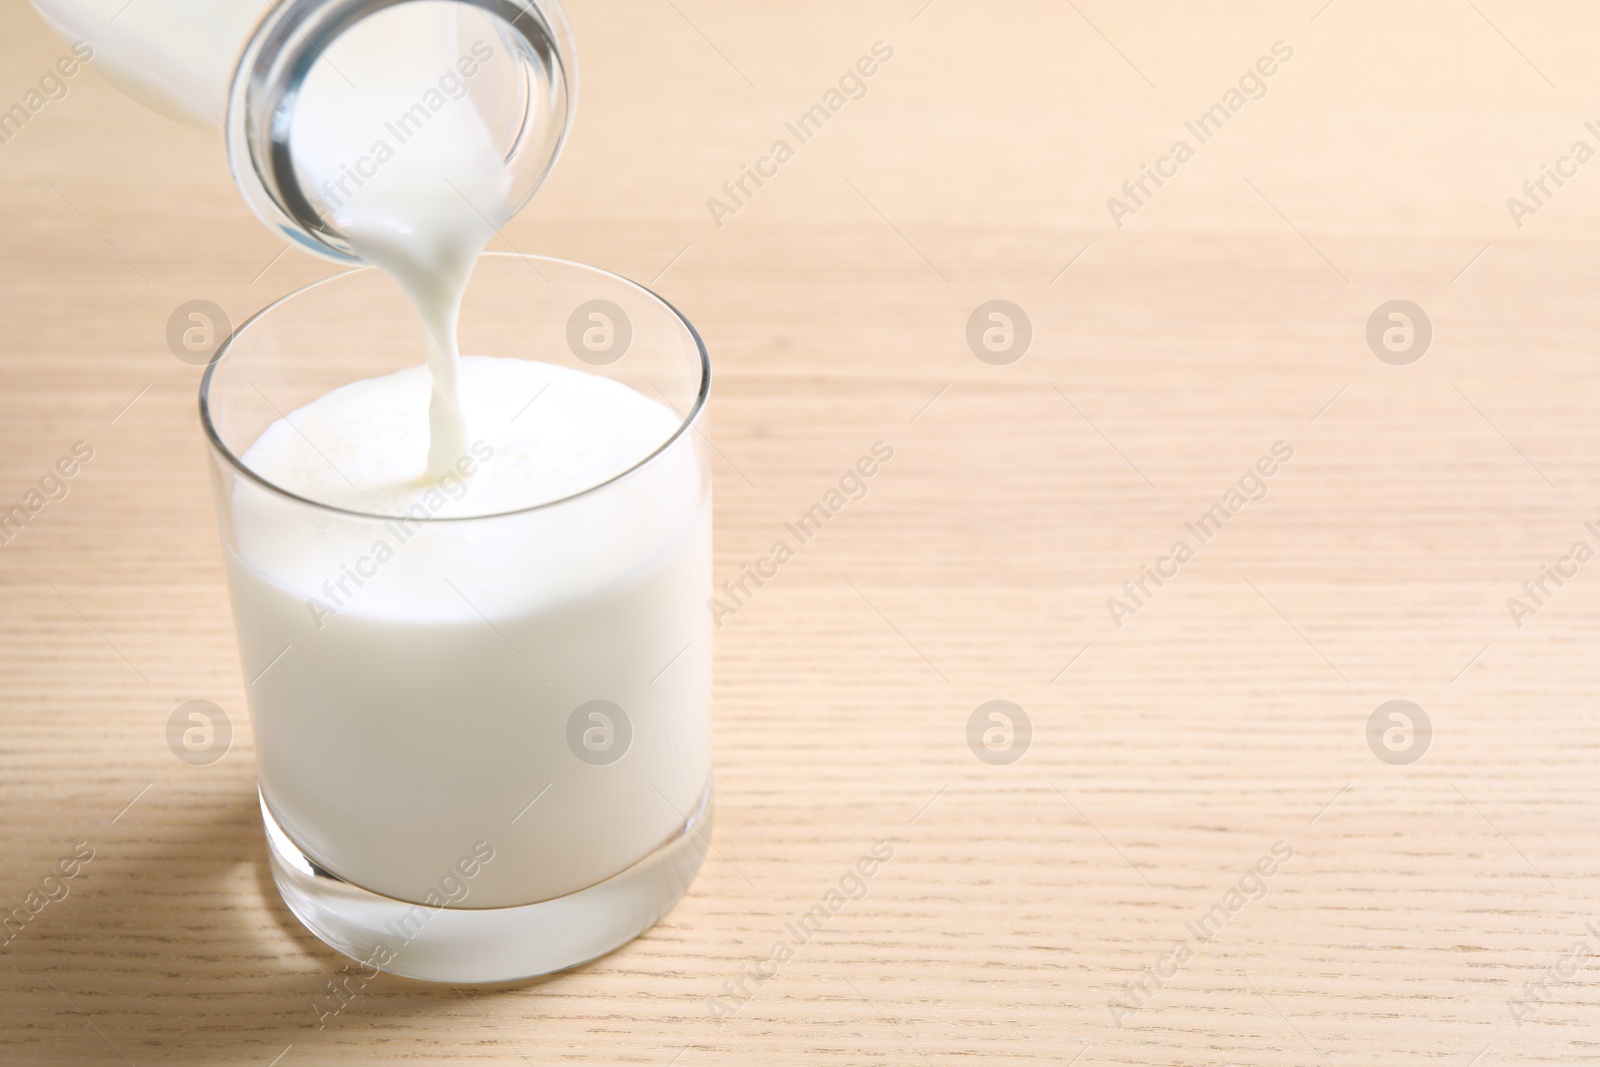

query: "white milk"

left=229, top=357, right=712, bottom=908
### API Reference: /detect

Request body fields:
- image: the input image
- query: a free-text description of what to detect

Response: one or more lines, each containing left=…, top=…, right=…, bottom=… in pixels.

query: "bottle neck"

left=227, top=0, right=574, bottom=263
left=31, top=0, right=279, bottom=128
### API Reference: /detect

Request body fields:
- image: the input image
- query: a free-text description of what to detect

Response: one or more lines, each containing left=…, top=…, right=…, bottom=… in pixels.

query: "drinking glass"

left=200, top=253, right=712, bottom=982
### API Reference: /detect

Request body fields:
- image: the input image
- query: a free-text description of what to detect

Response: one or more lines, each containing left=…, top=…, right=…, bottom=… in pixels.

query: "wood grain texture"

left=3, top=0, right=1600, bottom=1063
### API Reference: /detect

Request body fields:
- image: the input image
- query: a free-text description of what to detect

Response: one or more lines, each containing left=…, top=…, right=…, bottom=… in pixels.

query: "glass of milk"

left=201, top=252, right=712, bottom=983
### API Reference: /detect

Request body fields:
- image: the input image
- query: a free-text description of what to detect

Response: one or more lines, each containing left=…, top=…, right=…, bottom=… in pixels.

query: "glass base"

left=261, top=785, right=712, bottom=983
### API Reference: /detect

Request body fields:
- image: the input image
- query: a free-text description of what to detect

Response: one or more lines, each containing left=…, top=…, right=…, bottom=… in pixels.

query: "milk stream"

left=288, top=3, right=512, bottom=476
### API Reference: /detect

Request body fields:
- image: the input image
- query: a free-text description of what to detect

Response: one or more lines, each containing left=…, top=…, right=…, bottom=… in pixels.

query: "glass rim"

left=198, top=251, right=711, bottom=523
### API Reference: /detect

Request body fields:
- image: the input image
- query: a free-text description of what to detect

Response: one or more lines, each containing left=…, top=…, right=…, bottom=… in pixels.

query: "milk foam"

left=242, top=357, right=681, bottom=518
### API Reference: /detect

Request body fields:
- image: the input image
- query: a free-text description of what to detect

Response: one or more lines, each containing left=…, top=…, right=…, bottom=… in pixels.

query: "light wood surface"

left=5, top=1, right=1600, bottom=1063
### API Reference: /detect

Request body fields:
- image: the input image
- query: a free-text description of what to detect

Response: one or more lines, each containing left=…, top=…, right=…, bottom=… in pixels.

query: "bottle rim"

left=224, top=0, right=577, bottom=263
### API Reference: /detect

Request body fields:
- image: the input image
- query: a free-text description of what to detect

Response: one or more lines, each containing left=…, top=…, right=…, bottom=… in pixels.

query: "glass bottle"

left=30, top=0, right=576, bottom=262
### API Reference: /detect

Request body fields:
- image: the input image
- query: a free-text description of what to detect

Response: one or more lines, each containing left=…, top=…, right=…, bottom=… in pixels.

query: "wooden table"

left=3, top=1, right=1598, bottom=1063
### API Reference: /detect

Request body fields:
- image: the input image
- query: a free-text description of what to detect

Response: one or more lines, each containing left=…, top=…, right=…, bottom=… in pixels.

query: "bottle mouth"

left=226, top=0, right=575, bottom=263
